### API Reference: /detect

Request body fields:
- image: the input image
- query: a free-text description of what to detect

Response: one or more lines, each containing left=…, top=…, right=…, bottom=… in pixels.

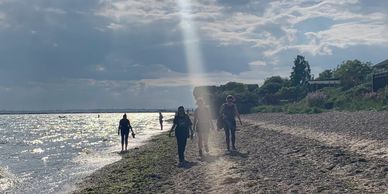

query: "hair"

left=226, top=95, right=235, bottom=101
left=123, top=114, right=127, bottom=118
left=176, top=106, right=185, bottom=116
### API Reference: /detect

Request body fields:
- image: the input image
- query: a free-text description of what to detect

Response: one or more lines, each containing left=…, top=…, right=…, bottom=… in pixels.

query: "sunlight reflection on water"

left=0, top=112, right=174, bottom=194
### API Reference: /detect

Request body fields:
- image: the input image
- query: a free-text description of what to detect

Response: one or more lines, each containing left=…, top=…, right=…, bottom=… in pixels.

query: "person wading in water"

left=118, top=114, right=134, bottom=152
left=219, top=95, right=242, bottom=151
left=193, top=99, right=214, bottom=157
left=169, top=106, right=193, bottom=166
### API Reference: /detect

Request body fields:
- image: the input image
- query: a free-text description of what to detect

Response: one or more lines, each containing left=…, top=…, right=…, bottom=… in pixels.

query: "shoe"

left=199, top=150, right=203, bottom=157
left=232, top=146, right=237, bottom=151
left=178, top=162, right=184, bottom=167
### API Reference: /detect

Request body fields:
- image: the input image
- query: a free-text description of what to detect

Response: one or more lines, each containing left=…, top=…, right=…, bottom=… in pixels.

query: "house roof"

left=308, top=80, right=341, bottom=85
left=374, top=59, right=388, bottom=69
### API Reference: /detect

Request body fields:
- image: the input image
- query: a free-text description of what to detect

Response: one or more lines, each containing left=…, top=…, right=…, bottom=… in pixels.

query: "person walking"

left=169, top=106, right=193, bottom=166
left=118, top=114, right=133, bottom=152
left=219, top=95, right=242, bottom=151
left=193, top=99, right=214, bottom=156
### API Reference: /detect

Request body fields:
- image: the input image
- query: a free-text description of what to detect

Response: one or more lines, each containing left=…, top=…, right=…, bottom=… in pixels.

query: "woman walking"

left=193, top=99, right=214, bottom=156
left=118, top=114, right=134, bottom=152
left=219, top=95, right=242, bottom=151
left=169, top=106, right=193, bottom=166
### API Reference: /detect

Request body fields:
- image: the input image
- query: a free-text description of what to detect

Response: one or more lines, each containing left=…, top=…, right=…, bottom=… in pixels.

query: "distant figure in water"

left=118, top=114, right=133, bottom=152
left=169, top=106, right=193, bottom=166
left=98, top=114, right=100, bottom=118
left=193, top=99, right=214, bottom=157
left=159, top=111, right=163, bottom=130
left=219, top=95, right=242, bottom=151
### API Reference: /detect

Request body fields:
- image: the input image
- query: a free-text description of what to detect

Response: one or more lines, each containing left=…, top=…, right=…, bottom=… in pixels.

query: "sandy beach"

left=74, top=111, right=388, bottom=193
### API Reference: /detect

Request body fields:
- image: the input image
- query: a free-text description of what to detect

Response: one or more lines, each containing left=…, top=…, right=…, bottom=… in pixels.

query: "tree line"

left=194, top=55, right=386, bottom=114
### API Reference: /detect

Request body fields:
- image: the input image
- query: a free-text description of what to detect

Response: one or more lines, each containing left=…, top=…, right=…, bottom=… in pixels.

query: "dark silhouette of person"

left=169, top=106, right=193, bottom=166
left=219, top=95, right=242, bottom=151
left=118, top=114, right=133, bottom=152
left=193, top=99, right=214, bottom=157
left=159, top=111, right=163, bottom=130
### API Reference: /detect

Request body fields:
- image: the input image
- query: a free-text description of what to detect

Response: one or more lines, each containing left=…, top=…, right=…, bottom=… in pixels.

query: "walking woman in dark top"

left=118, top=114, right=133, bottom=152
left=219, top=95, right=242, bottom=151
left=169, top=106, right=193, bottom=166
left=193, top=99, right=214, bottom=156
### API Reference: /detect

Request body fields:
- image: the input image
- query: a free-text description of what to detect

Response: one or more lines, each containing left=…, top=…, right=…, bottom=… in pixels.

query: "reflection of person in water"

left=169, top=106, right=193, bottom=166
left=118, top=114, right=133, bottom=152
left=193, top=99, right=214, bottom=157
left=219, top=95, right=242, bottom=151
left=159, top=111, right=163, bottom=130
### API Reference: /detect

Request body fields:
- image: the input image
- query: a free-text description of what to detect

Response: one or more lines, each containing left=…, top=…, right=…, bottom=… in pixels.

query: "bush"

left=306, top=91, right=327, bottom=107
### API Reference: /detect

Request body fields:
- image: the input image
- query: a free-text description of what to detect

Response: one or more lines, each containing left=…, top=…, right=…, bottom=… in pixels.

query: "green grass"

left=250, top=85, right=388, bottom=114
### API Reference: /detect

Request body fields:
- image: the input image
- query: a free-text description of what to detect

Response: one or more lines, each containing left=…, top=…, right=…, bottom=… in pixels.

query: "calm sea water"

left=0, top=112, right=174, bottom=194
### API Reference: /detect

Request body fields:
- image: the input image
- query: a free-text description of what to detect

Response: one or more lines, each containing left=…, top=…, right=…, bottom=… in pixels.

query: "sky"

left=0, top=0, right=387, bottom=111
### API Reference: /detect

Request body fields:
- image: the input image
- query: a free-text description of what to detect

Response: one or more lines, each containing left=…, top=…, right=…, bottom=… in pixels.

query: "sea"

left=0, top=112, right=175, bottom=194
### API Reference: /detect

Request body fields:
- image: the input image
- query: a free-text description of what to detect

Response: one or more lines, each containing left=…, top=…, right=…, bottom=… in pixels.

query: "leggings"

left=224, top=119, right=236, bottom=149
left=121, top=130, right=129, bottom=146
left=176, top=133, right=188, bottom=162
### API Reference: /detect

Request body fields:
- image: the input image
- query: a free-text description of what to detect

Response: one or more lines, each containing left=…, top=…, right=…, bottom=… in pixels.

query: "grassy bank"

left=74, top=133, right=181, bottom=194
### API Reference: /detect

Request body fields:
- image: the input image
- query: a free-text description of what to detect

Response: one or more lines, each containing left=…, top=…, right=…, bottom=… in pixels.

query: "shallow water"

left=0, top=112, right=174, bottom=194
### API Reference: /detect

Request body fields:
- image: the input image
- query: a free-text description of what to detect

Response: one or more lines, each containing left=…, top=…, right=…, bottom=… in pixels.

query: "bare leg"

left=197, top=130, right=203, bottom=156
left=204, top=131, right=209, bottom=152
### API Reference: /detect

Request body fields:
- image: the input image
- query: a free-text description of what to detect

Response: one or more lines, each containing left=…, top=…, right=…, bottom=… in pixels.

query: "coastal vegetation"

left=194, top=56, right=388, bottom=114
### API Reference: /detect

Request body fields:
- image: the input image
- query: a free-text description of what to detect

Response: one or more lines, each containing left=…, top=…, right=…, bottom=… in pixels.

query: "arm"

left=189, top=125, right=194, bottom=139
left=129, top=121, right=133, bottom=133
left=207, top=108, right=215, bottom=130
left=234, top=104, right=242, bottom=125
left=188, top=116, right=194, bottom=139
left=169, top=123, right=176, bottom=137
left=193, top=110, right=198, bottom=133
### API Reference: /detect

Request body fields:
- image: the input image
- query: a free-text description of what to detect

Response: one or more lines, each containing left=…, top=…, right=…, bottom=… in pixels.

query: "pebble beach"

left=74, top=111, right=388, bottom=193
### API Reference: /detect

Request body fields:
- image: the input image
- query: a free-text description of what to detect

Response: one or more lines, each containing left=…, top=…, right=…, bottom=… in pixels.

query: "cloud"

left=0, top=0, right=387, bottom=110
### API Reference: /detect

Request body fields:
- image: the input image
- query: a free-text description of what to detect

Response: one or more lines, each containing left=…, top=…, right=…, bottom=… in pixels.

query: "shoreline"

left=73, top=132, right=181, bottom=193
left=73, top=112, right=388, bottom=193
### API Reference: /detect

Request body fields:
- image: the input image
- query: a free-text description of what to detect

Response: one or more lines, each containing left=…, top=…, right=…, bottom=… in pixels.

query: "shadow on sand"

left=199, top=154, right=222, bottom=163
left=225, top=150, right=250, bottom=158
left=178, top=161, right=198, bottom=169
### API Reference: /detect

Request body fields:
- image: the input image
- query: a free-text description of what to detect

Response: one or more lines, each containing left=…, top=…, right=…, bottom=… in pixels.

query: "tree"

left=333, top=60, right=372, bottom=89
left=317, top=70, right=333, bottom=80
left=290, top=55, right=311, bottom=86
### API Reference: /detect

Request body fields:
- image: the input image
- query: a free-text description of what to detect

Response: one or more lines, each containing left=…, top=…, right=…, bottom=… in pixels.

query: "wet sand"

left=74, top=111, right=388, bottom=193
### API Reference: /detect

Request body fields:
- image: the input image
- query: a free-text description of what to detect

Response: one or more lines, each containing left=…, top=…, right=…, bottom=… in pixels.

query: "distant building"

left=308, top=79, right=341, bottom=91
left=372, top=59, right=388, bottom=92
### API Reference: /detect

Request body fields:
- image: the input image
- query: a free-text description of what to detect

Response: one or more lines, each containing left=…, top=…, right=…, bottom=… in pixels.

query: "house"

left=308, top=79, right=341, bottom=91
left=372, top=59, right=388, bottom=92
